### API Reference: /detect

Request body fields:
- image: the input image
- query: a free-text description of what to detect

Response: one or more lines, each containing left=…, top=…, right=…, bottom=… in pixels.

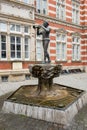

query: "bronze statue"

left=33, top=21, right=51, bottom=63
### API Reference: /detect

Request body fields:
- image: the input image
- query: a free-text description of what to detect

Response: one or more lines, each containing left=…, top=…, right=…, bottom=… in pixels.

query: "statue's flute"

left=33, top=24, right=44, bottom=33
left=33, top=24, right=42, bottom=29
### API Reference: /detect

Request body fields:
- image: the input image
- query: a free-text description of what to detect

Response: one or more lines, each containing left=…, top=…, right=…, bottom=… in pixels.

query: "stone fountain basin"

left=2, top=84, right=87, bottom=126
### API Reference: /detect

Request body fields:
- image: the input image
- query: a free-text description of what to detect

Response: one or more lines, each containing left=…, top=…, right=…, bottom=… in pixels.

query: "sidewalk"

left=0, top=73, right=87, bottom=130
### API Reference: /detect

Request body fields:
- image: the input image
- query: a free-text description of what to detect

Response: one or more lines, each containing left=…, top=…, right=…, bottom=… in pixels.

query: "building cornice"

left=35, top=13, right=83, bottom=30
left=71, top=0, right=80, bottom=4
left=2, top=0, right=35, bottom=9
left=82, top=26, right=87, bottom=30
left=0, top=13, right=35, bottom=24
left=55, top=28, right=68, bottom=34
left=71, top=32, right=81, bottom=37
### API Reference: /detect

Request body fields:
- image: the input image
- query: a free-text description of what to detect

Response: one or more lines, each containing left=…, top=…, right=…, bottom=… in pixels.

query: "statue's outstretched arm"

left=37, top=28, right=42, bottom=35
left=40, top=25, right=50, bottom=32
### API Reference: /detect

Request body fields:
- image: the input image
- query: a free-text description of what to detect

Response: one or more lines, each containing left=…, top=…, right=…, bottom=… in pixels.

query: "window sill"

left=72, top=60, right=81, bottom=62
left=55, top=60, right=67, bottom=63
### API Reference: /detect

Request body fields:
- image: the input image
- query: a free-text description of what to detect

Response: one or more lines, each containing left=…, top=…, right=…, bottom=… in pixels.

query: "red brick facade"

left=35, top=0, right=87, bottom=70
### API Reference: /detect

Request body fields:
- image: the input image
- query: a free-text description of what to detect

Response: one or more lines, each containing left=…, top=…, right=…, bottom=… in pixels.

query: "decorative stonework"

left=71, top=0, right=80, bottom=4
left=35, top=13, right=81, bottom=29
left=71, top=32, right=81, bottom=37
left=29, top=9, right=33, bottom=19
left=55, top=28, right=68, bottom=34
left=0, top=0, right=34, bottom=20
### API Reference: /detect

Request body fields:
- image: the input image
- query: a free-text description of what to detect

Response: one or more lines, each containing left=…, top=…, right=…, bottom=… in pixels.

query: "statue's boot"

left=47, top=54, right=51, bottom=63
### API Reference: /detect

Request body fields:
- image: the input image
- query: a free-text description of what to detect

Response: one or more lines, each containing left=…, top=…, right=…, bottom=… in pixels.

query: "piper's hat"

left=43, top=21, right=49, bottom=27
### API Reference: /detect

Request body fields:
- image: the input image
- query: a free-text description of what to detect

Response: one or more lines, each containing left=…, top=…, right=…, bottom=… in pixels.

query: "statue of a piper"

left=30, top=21, right=62, bottom=96
left=33, top=21, right=51, bottom=63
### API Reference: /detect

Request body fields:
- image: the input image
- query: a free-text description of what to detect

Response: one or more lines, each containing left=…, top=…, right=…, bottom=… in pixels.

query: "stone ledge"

left=0, top=69, right=29, bottom=76
left=2, top=91, right=87, bottom=126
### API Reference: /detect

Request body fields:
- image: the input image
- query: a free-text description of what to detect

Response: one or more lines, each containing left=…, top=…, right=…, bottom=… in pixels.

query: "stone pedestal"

left=29, top=64, right=62, bottom=96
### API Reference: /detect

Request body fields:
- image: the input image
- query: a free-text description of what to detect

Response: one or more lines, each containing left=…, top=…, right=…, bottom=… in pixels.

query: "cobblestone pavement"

left=0, top=73, right=87, bottom=130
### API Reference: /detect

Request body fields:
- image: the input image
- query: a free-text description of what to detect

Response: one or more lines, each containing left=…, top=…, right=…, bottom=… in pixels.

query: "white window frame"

left=72, top=2, right=80, bottom=24
left=72, top=36, right=80, bottom=61
left=22, top=0, right=34, bottom=4
left=0, top=34, right=7, bottom=60
left=10, top=24, right=21, bottom=34
left=36, top=0, right=47, bottom=15
left=36, top=35, right=43, bottom=61
left=24, top=26, right=31, bottom=34
left=10, top=35, right=22, bottom=60
left=0, top=22, right=7, bottom=32
left=24, top=36, right=30, bottom=60
left=56, top=33, right=66, bottom=61
left=56, top=0, right=65, bottom=20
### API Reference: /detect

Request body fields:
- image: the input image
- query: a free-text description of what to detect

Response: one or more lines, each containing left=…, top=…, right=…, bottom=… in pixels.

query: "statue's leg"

left=43, top=40, right=51, bottom=62
left=43, top=41, right=46, bottom=62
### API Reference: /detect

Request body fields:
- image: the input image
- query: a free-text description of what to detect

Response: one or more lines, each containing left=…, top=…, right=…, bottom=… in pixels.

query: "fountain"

left=2, top=64, right=87, bottom=126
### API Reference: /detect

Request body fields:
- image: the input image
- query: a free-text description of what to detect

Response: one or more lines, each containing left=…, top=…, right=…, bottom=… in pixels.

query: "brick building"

left=35, top=0, right=87, bottom=70
left=0, top=0, right=87, bottom=82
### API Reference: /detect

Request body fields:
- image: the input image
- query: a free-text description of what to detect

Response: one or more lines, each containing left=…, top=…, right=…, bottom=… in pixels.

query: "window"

left=36, top=0, right=47, bottom=14
left=25, top=74, right=30, bottom=80
left=72, top=37, right=80, bottom=61
left=10, top=35, right=21, bottom=59
left=0, top=35, right=7, bottom=59
left=36, top=35, right=43, bottom=61
left=10, top=24, right=21, bottom=32
left=72, top=2, right=79, bottom=24
left=24, top=36, right=30, bottom=59
left=1, top=76, right=8, bottom=82
left=22, top=0, right=33, bottom=4
left=56, top=0, right=65, bottom=20
left=0, top=22, right=7, bottom=32
left=56, top=34, right=66, bottom=60
left=23, top=0, right=29, bottom=3
left=24, top=26, right=30, bottom=34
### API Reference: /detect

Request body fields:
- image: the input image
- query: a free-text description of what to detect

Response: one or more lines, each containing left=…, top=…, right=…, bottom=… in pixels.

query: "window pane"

left=25, top=51, right=29, bottom=58
left=36, top=40, right=42, bottom=60
left=72, top=45, right=75, bottom=59
left=10, top=36, right=21, bottom=59
left=25, top=45, right=28, bottom=51
left=17, top=52, right=21, bottom=58
left=42, top=0, right=47, bottom=14
left=11, top=44, right=15, bottom=50
left=36, top=0, right=41, bottom=13
left=1, top=35, right=6, bottom=58
left=11, top=52, right=15, bottom=58
left=1, top=51, right=6, bottom=58
left=62, top=35, right=66, bottom=41
left=17, top=45, right=21, bottom=51
left=57, top=34, right=61, bottom=41
left=25, top=37, right=28, bottom=44
left=62, top=43, right=66, bottom=59
left=10, top=24, right=15, bottom=31
left=24, top=37, right=29, bottom=59
left=11, top=36, right=15, bottom=43
left=16, top=37, right=21, bottom=44
left=23, top=0, right=29, bottom=3
left=0, top=23, right=7, bottom=31
left=1, top=35, right=6, bottom=42
left=24, top=26, right=29, bottom=33
left=1, top=43, right=6, bottom=50
left=16, top=25, right=20, bottom=32
left=56, top=43, right=61, bottom=59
